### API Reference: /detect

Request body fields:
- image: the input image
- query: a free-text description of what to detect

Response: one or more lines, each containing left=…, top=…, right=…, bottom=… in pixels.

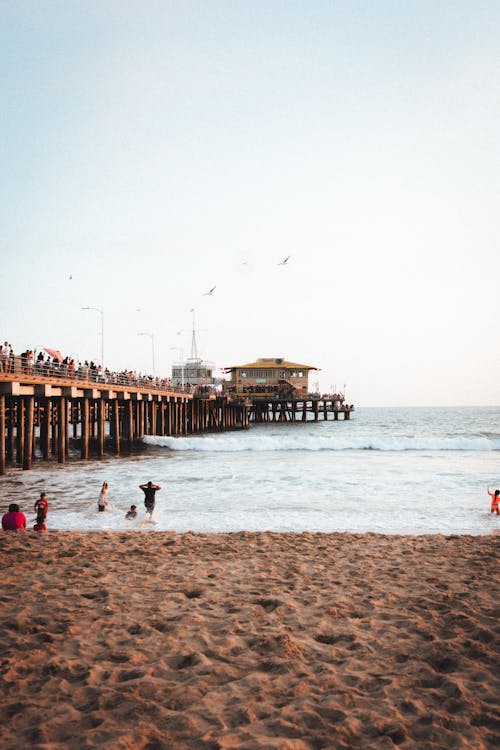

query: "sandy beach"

left=0, top=531, right=498, bottom=749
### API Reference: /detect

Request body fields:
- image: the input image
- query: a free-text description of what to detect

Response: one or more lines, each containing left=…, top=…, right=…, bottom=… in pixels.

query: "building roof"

left=223, top=357, right=317, bottom=372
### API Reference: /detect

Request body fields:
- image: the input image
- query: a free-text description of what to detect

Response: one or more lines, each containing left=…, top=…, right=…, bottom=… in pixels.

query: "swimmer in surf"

left=139, top=482, right=161, bottom=518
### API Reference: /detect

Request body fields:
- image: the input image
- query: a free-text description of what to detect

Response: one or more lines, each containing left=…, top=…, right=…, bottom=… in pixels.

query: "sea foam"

left=143, top=433, right=500, bottom=452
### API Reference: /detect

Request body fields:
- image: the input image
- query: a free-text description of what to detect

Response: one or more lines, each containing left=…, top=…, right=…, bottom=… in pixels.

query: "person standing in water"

left=139, top=481, right=161, bottom=518
left=34, top=492, right=48, bottom=526
left=487, top=487, right=499, bottom=515
left=98, top=482, right=109, bottom=512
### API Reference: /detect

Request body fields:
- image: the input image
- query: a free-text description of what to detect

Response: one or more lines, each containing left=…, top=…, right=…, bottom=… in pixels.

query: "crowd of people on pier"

left=0, top=339, right=206, bottom=393
left=2, top=339, right=348, bottom=402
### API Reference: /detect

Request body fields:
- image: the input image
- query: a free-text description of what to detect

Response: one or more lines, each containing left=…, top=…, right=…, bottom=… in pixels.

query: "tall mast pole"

left=190, top=308, right=198, bottom=360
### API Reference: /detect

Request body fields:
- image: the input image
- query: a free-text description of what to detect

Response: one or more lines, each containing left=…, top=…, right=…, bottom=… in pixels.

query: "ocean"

left=2, top=406, right=499, bottom=535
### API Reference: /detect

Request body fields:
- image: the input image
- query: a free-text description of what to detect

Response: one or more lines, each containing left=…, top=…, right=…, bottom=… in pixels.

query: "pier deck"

left=0, top=369, right=248, bottom=475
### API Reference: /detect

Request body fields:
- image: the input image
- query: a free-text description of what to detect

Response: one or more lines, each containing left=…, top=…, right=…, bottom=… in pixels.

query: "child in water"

left=98, top=482, right=109, bottom=512
left=125, top=505, right=137, bottom=520
left=487, top=487, right=499, bottom=515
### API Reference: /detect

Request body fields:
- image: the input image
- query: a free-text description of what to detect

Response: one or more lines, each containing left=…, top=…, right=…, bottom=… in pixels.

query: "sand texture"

left=0, top=531, right=498, bottom=750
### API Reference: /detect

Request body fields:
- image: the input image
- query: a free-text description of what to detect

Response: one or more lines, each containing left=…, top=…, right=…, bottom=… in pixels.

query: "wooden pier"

left=249, top=397, right=354, bottom=423
left=0, top=371, right=249, bottom=475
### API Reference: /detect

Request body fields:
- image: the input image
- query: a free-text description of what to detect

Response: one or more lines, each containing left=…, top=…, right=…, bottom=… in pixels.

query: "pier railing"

left=0, top=355, right=206, bottom=396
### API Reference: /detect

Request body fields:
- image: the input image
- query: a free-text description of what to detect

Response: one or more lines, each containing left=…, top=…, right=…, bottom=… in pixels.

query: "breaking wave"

left=144, top=434, right=500, bottom=453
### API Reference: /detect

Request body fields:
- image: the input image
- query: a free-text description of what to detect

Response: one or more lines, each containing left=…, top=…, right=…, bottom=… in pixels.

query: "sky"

left=0, top=1, right=499, bottom=406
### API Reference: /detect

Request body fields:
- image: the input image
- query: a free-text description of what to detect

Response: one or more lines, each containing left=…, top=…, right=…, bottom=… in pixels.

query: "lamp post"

left=82, top=306, right=104, bottom=370
left=170, top=347, right=184, bottom=388
left=138, top=332, right=155, bottom=374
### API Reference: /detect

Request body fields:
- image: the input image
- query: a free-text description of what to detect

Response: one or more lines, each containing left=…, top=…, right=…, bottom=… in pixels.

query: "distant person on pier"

left=487, top=487, right=499, bottom=515
left=125, top=505, right=137, bottom=520
left=34, top=492, right=48, bottom=525
left=2, top=504, right=27, bottom=531
left=98, top=482, right=109, bottom=512
left=139, top=481, right=161, bottom=518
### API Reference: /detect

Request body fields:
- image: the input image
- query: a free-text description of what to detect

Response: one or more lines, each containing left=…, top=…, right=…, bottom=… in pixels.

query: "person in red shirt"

left=487, top=487, right=499, bottom=515
left=34, top=492, right=48, bottom=525
left=2, top=504, right=27, bottom=530
left=33, top=521, right=47, bottom=531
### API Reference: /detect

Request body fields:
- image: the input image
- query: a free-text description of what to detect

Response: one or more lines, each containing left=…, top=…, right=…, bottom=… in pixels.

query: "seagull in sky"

left=204, top=286, right=216, bottom=296
left=278, top=255, right=291, bottom=266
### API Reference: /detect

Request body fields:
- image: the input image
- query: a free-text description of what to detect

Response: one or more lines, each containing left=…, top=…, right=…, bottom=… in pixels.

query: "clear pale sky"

left=1, top=1, right=498, bottom=406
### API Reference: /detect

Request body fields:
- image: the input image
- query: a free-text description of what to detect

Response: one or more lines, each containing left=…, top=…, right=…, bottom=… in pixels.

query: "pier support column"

left=97, top=400, right=105, bottom=457
left=57, top=398, right=67, bottom=464
left=113, top=402, right=120, bottom=455
left=167, top=400, right=172, bottom=436
left=51, top=404, right=58, bottom=458
left=81, top=398, right=89, bottom=460
left=125, top=400, right=134, bottom=446
left=33, top=404, right=38, bottom=460
left=16, top=398, right=25, bottom=465
left=151, top=402, right=157, bottom=436
left=42, top=400, right=51, bottom=459
left=7, top=402, right=15, bottom=462
left=0, top=395, right=5, bottom=476
left=23, top=396, right=35, bottom=470
left=159, top=400, right=165, bottom=436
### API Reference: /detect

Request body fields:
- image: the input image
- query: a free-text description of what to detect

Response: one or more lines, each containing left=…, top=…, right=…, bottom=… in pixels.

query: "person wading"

left=139, top=481, right=161, bottom=519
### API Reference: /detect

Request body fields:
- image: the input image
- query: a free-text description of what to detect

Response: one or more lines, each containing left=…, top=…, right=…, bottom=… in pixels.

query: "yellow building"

left=223, top=357, right=317, bottom=397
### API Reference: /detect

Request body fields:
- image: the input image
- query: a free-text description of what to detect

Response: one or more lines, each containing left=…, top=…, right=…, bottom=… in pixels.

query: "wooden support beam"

left=167, top=400, right=172, bottom=436
left=7, top=402, right=15, bottom=462
left=23, top=396, right=35, bottom=470
left=41, top=400, right=51, bottom=459
left=159, top=400, right=165, bottom=436
left=57, top=397, right=66, bottom=463
left=32, top=403, right=38, bottom=459
left=51, top=402, right=58, bottom=457
left=113, top=401, right=120, bottom=455
left=81, top=398, right=89, bottom=460
left=125, top=400, right=134, bottom=446
left=97, top=399, right=105, bottom=457
left=16, top=398, right=24, bottom=465
left=0, top=395, right=5, bottom=475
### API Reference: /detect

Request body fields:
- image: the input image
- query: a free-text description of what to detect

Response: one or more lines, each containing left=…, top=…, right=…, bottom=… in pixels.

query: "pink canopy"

left=44, top=348, right=63, bottom=362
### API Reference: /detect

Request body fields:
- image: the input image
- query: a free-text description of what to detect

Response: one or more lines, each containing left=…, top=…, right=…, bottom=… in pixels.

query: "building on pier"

left=222, top=357, right=317, bottom=398
left=171, top=311, right=215, bottom=388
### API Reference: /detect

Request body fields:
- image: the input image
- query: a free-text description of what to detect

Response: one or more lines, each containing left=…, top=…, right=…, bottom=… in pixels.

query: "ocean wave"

left=143, top=434, right=500, bottom=453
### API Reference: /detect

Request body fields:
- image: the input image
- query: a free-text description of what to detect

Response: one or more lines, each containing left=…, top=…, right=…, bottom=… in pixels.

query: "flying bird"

left=278, top=255, right=291, bottom=266
left=204, top=286, right=216, bottom=296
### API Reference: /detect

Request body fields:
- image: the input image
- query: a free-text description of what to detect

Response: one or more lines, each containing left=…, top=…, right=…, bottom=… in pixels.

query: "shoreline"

left=1, top=531, right=498, bottom=749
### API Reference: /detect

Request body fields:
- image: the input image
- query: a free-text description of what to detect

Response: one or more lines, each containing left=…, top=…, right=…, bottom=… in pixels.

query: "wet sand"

left=0, top=531, right=498, bottom=749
